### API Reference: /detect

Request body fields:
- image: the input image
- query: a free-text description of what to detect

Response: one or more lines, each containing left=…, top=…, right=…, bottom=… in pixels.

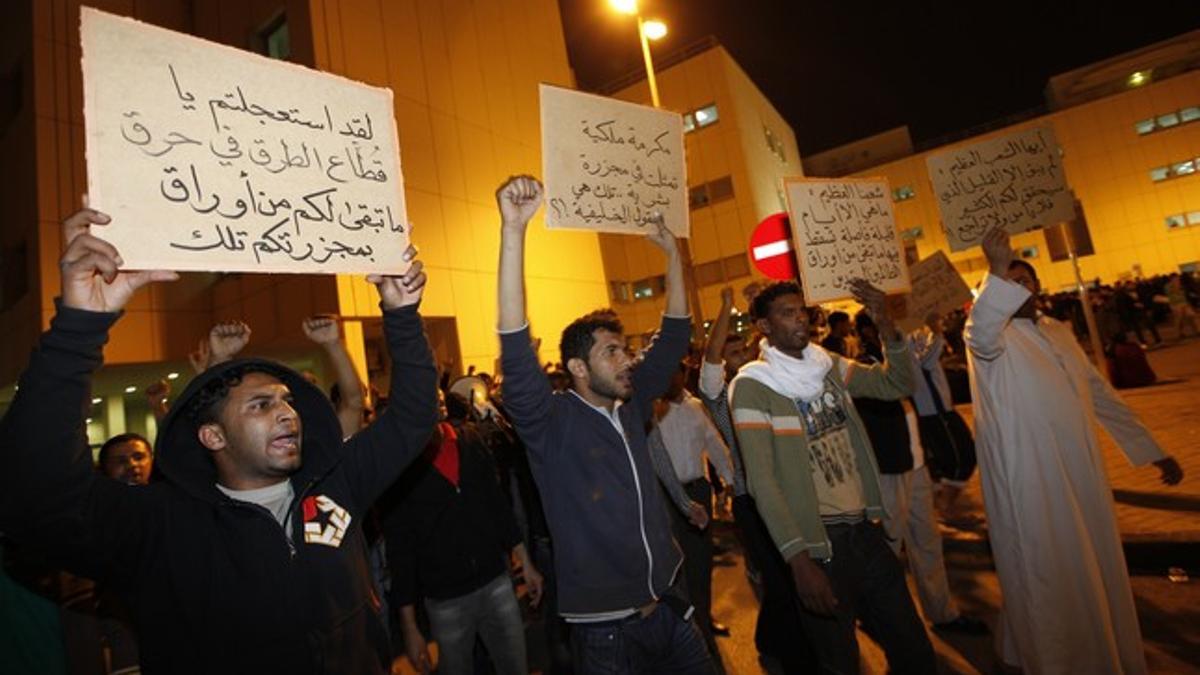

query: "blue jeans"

left=570, top=602, right=715, bottom=674
left=425, top=573, right=527, bottom=675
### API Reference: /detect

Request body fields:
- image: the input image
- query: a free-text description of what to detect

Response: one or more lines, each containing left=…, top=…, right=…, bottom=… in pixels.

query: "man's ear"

left=566, top=356, right=589, bottom=381
left=198, top=423, right=227, bottom=452
left=755, top=317, right=772, bottom=338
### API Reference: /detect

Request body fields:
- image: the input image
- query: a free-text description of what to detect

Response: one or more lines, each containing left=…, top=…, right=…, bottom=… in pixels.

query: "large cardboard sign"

left=927, top=126, right=1073, bottom=252
left=895, top=250, right=973, bottom=333
left=540, top=83, right=688, bottom=237
left=82, top=7, right=408, bottom=273
left=784, top=177, right=909, bottom=304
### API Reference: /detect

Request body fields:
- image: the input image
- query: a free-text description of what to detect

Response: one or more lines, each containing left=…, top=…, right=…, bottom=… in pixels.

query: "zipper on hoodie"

left=616, top=418, right=658, bottom=601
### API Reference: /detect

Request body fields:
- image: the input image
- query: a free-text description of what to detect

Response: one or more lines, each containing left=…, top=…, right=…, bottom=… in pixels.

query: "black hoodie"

left=0, top=302, right=438, bottom=674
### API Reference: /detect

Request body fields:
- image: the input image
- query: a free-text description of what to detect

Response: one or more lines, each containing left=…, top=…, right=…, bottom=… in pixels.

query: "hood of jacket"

left=155, top=358, right=343, bottom=503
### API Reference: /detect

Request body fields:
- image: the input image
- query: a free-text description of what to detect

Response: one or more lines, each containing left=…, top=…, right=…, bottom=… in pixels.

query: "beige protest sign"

left=927, top=126, right=1073, bottom=252
left=784, top=177, right=910, bottom=304
left=539, top=84, right=688, bottom=237
left=82, top=7, right=408, bottom=274
left=895, top=250, right=973, bottom=333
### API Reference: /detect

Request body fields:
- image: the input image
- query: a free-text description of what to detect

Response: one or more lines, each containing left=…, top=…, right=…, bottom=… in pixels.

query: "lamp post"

left=608, top=1, right=706, bottom=332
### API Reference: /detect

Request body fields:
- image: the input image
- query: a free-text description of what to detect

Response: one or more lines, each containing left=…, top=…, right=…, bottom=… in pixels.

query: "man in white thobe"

left=966, top=227, right=1184, bottom=675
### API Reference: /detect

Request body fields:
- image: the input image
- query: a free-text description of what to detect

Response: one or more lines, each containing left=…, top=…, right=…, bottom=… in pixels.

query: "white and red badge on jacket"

left=302, top=495, right=351, bottom=548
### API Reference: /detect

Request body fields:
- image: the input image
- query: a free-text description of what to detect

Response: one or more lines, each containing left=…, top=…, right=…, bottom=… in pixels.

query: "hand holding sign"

left=982, top=226, right=1015, bottom=278
left=644, top=212, right=678, bottom=257
left=368, top=243, right=425, bottom=310
left=849, top=279, right=899, bottom=342
left=60, top=208, right=179, bottom=313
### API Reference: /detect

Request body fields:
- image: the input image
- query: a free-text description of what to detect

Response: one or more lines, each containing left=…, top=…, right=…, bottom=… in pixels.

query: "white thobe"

left=966, top=274, right=1165, bottom=675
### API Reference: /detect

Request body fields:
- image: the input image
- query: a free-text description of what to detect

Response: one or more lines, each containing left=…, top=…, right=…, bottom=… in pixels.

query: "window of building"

left=1134, top=118, right=1156, bottom=135
left=707, top=176, right=734, bottom=203
left=1156, top=112, right=1180, bottom=129
left=1182, top=107, right=1200, bottom=123
left=688, top=184, right=710, bottom=209
left=260, top=13, right=290, bottom=60
left=632, top=275, right=665, bottom=300
left=1166, top=214, right=1187, bottom=229
left=682, top=113, right=696, bottom=133
left=609, top=281, right=632, bottom=304
left=892, top=185, right=916, bottom=202
left=1172, top=160, right=1196, bottom=176
left=694, top=104, right=718, bottom=128
left=1188, top=211, right=1200, bottom=226
left=1150, top=166, right=1170, bottom=182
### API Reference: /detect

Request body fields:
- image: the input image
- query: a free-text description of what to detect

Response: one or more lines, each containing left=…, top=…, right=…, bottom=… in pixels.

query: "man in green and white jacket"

left=731, top=280, right=935, bottom=675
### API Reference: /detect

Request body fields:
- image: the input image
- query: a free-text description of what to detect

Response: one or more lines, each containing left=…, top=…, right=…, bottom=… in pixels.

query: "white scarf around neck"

left=735, top=338, right=834, bottom=403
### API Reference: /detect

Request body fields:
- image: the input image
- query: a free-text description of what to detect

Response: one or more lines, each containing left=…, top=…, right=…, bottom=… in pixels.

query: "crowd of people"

left=0, top=175, right=1189, bottom=675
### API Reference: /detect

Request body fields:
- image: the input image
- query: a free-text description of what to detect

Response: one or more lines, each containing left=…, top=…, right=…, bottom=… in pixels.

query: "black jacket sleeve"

left=498, top=327, right=554, bottom=464
left=631, top=315, right=691, bottom=421
left=340, top=304, right=439, bottom=512
left=0, top=305, right=160, bottom=586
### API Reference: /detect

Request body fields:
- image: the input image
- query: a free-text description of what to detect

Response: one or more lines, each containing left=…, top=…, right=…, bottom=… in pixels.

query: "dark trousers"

left=731, top=494, right=812, bottom=673
left=671, top=479, right=714, bottom=632
left=797, top=521, right=935, bottom=675
left=532, top=536, right=574, bottom=674
left=570, top=602, right=715, bottom=674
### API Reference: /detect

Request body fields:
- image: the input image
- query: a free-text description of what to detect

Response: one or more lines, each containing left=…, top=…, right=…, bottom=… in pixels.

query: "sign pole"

left=1067, top=225, right=1106, bottom=372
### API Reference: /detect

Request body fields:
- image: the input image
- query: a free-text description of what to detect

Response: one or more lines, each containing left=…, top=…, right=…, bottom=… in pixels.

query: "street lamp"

left=607, top=0, right=667, bottom=108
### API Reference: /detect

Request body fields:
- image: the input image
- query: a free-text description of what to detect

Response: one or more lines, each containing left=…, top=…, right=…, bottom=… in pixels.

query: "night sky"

left=558, top=1, right=1200, bottom=155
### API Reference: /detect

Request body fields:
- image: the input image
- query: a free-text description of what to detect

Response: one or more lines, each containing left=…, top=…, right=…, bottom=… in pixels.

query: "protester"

left=697, top=287, right=811, bottom=672
left=383, top=391, right=541, bottom=675
left=966, top=226, right=1184, bottom=674
left=0, top=207, right=438, bottom=674
left=849, top=313, right=985, bottom=636
left=495, top=175, right=714, bottom=673
left=302, top=315, right=370, bottom=438
left=97, top=433, right=155, bottom=487
left=655, top=362, right=736, bottom=650
left=731, top=280, right=935, bottom=674
left=820, top=310, right=853, bottom=357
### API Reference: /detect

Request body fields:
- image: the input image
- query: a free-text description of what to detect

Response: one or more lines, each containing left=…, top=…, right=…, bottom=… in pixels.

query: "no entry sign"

left=749, top=212, right=797, bottom=280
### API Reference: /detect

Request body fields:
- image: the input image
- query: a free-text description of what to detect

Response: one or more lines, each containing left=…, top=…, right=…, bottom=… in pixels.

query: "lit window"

left=892, top=185, right=916, bottom=202
left=632, top=276, right=664, bottom=300
left=260, top=14, right=290, bottom=60
left=1149, top=166, right=1170, bottom=182
left=1182, top=107, right=1200, bottom=123
left=1172, top=160, right=1196, bottom=176
left=694, top=104, right=718, bottom=128
left=610, top=281, right=632, bottom=304
left=1157, top=112, right=1180, bottom=129
left=688, top=184, right=710, bottom=210
left=1134, top=119, right=1156, bottom=135
left=1019, top=246, right=1038, bottom=259
left=682, top=113, right=696, bottom=133
left=1166, top=214, right=1187, bottom=229
left=1187, top=211, right=1200, bottom=226
left=707, top=176, right=734, bottom=203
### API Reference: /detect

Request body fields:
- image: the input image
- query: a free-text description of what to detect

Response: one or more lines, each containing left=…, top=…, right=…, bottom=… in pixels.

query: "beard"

left=590, top=369, right=632, bottom=401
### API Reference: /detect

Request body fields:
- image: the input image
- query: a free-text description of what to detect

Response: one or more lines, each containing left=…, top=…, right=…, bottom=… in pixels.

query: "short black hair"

left=186, top=363, right=289, bottom=427
left=445, top=391, right=472, bottom=422
left=854, top=309, right=876, bottom=332
left=750, top=281, right=803, bottom=321
left=828, top=311, right=851, bottom=328
left=1008, top=259, right=1039, bottom=285
left=560, top=310, right=624, bottom=369
left=97, top=432, right=151, bottom=467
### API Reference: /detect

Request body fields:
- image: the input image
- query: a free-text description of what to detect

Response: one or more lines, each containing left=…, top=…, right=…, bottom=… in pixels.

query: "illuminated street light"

left=642, top=19, right=667, bottom=41
left=1127, top=71, right=1149, bottom=87
left=608, top=0, right=638, bottom=15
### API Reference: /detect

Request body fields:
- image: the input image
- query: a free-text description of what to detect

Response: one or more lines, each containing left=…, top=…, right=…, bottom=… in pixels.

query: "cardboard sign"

left=784, top=177, right=910, bottom=304
left=927, top=126, right=1073, bottom=252
left=540, top=83, right=688, bottom=237
left=82, top=7, right=408, bottom=274
left=895, top=250, right=973, bottom=333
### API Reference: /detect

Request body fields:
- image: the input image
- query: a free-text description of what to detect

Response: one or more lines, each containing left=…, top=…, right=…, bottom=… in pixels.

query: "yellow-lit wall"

left=309, top=0, right=610, bottom=372
left=856, top=70, right=1200, bottom=291
left=604, top=45, right=803, bottom=336
left=6, top=0, right=609, bottom=388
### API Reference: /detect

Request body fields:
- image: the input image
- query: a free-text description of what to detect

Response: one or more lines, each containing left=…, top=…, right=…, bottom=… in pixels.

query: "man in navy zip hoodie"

left=494, top=176, right=714, bottom=673
left=0, top=208, right=438, bottom=674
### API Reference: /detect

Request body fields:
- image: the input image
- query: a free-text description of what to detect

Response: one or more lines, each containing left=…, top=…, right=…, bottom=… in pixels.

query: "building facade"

left=0, top=0, right=611, bottom=441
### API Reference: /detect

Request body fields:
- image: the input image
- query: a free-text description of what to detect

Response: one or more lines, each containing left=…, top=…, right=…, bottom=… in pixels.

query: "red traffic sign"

left=749, top=212, right=797, bottom=280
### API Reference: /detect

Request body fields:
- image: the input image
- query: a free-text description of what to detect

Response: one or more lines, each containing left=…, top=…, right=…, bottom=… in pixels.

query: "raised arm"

left=340, top=246, right=439, bottom=510
left=630, top=220, right=692, bottom=416
left=303, top=315, right=367, bottom=438
left=496, top=176, right=556, bottom=456
left=965, top=227, right=1030, bottom=361
left=839, top=280, right=914, bottom=400
left=699, top=288, right=735, bottom=402
left=0, top=208, right=177, bottom=582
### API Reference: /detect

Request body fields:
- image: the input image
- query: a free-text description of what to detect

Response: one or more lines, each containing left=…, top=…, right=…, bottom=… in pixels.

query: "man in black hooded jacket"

left=0, top=208, right=439, bottom=674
